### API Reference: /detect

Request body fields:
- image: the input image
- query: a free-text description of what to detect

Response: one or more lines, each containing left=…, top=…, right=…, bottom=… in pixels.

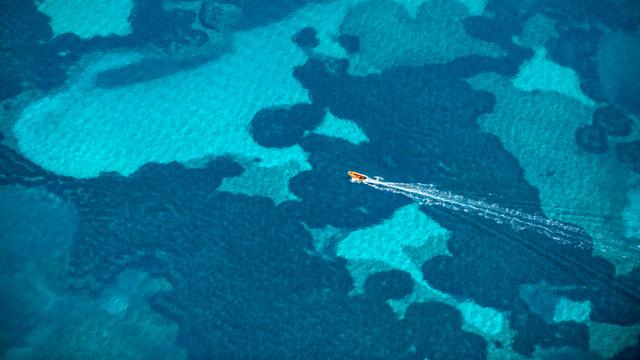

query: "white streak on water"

left=361, top=178, right=593, bottom=250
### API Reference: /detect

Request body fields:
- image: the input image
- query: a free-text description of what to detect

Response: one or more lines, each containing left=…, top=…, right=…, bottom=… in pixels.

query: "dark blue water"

left=1, top=0, right=640, bottom=359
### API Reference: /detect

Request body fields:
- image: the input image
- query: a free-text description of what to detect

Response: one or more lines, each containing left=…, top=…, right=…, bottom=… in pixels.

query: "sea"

left=1, top=0, right=640, bottom=359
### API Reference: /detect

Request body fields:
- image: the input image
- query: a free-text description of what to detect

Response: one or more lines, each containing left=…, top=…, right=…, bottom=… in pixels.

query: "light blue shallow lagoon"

left=1, top=0, right=640, bottom=359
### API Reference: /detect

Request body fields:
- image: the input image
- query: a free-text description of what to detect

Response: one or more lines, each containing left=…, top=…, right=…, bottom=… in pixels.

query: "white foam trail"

left=356, top=177, right=640, bottom=303
left=361, top=178, right=592, bottom=249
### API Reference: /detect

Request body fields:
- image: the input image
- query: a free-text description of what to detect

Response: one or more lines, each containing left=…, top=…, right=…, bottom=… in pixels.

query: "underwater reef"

left=2, top=0, right=640, bottom=359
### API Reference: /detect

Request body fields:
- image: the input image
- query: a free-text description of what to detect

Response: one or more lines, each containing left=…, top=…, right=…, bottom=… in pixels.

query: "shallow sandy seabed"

left=469, top=72, right=640, bottom=274
left=37, top=0, right=133, bottom=39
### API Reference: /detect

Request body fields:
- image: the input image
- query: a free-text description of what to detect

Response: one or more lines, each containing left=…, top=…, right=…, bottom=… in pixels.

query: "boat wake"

left=362, top=178, right=594, bottom=250
left=350, top=173, right=640, bottom=302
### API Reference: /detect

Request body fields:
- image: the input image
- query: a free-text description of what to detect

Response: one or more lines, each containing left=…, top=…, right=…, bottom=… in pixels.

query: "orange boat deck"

left=348, top=171, right=368, bottom=182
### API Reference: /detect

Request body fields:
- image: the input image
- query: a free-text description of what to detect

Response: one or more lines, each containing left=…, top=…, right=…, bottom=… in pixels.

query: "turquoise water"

left=1, top=0, right=640, bottom=358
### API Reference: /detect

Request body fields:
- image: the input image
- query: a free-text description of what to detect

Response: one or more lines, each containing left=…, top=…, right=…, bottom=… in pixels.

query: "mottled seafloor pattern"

left=1, top=0, right=640, bottom=359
